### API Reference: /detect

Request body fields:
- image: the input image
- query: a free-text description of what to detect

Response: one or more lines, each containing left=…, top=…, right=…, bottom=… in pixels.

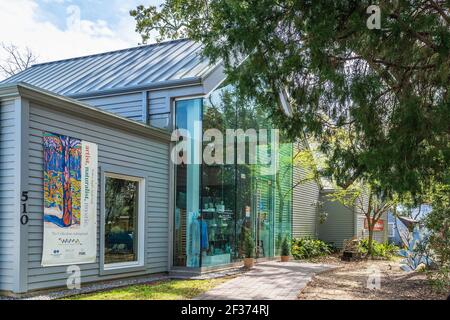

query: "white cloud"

left=42, top=0, right=70, bottom=3
left=0, top=0, right=145, bottom=75
left=66, top=5, right=114, bottom=37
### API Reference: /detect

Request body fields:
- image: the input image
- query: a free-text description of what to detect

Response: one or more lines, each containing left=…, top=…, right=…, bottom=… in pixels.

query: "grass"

left=64, top=277, right=233, bottom=300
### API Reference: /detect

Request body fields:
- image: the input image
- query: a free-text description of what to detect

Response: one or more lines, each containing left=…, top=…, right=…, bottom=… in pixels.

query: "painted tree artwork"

left=43, top=133, right=81, bottom=228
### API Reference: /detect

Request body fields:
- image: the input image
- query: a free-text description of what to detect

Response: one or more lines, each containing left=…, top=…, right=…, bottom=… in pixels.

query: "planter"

left=280, top=255, right=290, bottom=262
left=243, top=258, right=255, bottom=269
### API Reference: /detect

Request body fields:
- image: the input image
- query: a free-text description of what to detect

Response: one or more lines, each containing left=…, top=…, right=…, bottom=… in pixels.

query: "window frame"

left=100, top=165, right=147, bottom=275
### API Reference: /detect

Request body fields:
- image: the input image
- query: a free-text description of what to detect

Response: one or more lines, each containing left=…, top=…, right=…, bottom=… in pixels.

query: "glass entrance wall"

left=173, top=99, right=202, bottom=268
left=173, top=85, right=293, bottom=268
left=274, top=143, right=293, bottom=255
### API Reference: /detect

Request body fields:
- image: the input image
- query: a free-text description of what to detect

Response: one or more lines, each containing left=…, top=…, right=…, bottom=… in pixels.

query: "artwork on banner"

left=42, top=132, right=98, bottom=266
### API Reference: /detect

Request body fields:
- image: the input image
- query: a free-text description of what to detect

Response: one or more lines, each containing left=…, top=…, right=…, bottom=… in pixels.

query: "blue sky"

left=0, top=0, right=163, bottom=69
left=35, top=0, right=160, bottom=34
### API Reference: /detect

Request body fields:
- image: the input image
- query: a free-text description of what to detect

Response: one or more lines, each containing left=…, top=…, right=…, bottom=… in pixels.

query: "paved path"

left=195, top=261, right=337, bottom=300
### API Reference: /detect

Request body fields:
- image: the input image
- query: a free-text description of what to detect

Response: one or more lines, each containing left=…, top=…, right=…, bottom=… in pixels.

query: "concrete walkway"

left=195, top=260, right=337, bottom=300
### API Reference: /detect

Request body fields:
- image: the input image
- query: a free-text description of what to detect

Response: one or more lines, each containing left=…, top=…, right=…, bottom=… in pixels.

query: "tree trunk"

left=368, top=227, right=374, bottom=258
left=62, top=140, right=72, bottom=227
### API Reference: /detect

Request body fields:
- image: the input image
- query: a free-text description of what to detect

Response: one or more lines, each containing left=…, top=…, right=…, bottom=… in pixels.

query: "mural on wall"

left=42, top=133, right=98, bottom=266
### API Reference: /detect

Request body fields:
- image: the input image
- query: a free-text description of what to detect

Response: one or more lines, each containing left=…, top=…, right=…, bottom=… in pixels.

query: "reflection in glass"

left=173, top=85, right=293, bottom=268
left=104, top=176, right=139, bottom=265
left=173, top=99, right=202, bottom=267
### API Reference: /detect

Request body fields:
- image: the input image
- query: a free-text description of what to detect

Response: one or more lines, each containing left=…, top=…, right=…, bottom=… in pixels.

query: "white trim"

left=103, top=172, right=146, bottom=271
left=174, top=95, right=205, bottom=101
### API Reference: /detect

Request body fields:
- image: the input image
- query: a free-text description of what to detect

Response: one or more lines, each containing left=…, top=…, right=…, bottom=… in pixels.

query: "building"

left=387, top=205, right=432, bottom=246
left=0, top=39, right=323, bottom=295
left=318, top=187, right=389, bottom=249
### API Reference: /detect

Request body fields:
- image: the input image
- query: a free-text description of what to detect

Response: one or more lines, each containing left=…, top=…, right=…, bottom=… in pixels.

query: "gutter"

left=68, top=77, right=203, bottom=99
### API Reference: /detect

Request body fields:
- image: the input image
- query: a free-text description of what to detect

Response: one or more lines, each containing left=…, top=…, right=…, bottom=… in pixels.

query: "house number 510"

left=20, top=191, right=29, bottom=225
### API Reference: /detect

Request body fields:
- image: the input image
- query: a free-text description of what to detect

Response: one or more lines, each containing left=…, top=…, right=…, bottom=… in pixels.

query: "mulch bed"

left=298, top=255, right=448, bottom=300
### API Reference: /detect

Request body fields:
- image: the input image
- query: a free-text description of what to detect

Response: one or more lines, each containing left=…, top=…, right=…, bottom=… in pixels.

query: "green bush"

left=281, top=236, right=290, bottom=256
left=357, top=239, right=399, bottom=258
left=243, top=228, right=255, bottom=258
left=291, top=238, right=331, bottom=260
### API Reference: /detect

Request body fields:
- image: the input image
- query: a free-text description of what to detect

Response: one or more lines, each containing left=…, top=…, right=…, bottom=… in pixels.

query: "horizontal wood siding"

left=318, top=192, right=355, bottom=249
left=0, top=99, right=17, bottom=291
left=148, top=93, right=170, bottom=129
left=80, top=92, right=144, bottom=122
left=26, top=102, right=169, bottom=291
left=148, top=96, right=169, bottom=115
left=292, top=165, right=320, bottom=239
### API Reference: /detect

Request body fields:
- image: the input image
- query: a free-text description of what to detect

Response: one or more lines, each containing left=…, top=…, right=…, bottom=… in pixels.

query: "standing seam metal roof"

left=0, top=39, right=213, bottom=97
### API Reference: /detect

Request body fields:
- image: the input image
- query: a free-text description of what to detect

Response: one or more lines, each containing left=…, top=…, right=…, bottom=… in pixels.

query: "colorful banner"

left=42, top=133, right=98, bottom=267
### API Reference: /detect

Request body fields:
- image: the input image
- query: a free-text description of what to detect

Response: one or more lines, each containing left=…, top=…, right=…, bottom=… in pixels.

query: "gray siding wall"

left=318, top=192, right=355, bottom=248
left=79, top=92, right=145, bottom=122
left=0, top=99, right=16, bottom=291
left=292, top=165, right=320, bottom=239
left=25, top=101, right=169, bottom=291
left=148, top=93, right=170, bottom=129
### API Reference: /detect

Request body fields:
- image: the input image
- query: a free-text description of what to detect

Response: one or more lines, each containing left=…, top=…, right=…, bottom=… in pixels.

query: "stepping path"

left=195, top=260, right=337, bottom=300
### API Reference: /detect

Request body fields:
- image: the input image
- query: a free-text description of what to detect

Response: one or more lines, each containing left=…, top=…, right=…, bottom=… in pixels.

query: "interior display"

left=173, top=85, right=293, bottom=268
left=42, top=132, right=98, bottom=266
left=104, top=176, right=139, bottom=265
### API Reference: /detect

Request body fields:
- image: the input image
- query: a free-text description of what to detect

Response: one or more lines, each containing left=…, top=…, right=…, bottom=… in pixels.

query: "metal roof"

left=0, top=39, right=214, bottom=97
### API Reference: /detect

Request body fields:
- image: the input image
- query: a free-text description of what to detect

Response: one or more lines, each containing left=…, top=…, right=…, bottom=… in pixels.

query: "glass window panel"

left=104, top=176, right=139, bottom=265
left=173, top=98, right=202, bottom=268
left=172, top=84, right=293, bottom=268
left=202, top=91, right=236, bottom=266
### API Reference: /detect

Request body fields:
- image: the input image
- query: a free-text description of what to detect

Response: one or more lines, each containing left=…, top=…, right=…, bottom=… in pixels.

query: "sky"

left=0, top=0, right=163, bottom=75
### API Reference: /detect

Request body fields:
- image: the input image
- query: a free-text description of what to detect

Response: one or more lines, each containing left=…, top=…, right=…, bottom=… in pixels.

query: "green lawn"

left=65, top=277, right=232, bottom=300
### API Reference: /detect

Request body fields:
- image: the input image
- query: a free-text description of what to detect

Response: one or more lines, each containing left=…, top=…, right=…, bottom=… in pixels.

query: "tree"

left=424, top=181, right=450, bottom=291
left=131, top=0, right=450, bottom=199
left=329, top=181, right=396, bottom=256
left=0, top=43, right=39, bottom=79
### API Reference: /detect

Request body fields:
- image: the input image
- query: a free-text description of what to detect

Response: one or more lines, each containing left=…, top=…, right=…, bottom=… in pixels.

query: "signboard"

left=42, top=133, right=98, bottom=266
left=364, top=218, right=384, bottom=231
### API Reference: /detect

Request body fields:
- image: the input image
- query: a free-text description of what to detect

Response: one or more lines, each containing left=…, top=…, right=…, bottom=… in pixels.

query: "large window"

left=173, top=85, right=293, bottom=269
left=103, top=172, right=145, bottom=269
left=173, top=98, right=202, bottom=268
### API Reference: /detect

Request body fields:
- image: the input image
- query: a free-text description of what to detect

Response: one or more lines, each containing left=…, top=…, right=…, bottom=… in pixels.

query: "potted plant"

left=281, top=236, right=290, bottom=262
left=243, top=228, right=255, bottom=269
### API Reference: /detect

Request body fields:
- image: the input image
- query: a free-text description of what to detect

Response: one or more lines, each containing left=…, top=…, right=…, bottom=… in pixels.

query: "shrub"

left=424, top=188, right=450, bottom=292
left=357, top=239, right=399, bottom=258
left=281, top=236, right=290, bottom=256
left=291, top=238, right=331, bottom=260
left=243, top=228, right=254, bottom=258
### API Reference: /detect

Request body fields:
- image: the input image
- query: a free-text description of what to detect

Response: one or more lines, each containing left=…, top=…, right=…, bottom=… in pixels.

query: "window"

left=103, top=172, right=145, bottom=270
